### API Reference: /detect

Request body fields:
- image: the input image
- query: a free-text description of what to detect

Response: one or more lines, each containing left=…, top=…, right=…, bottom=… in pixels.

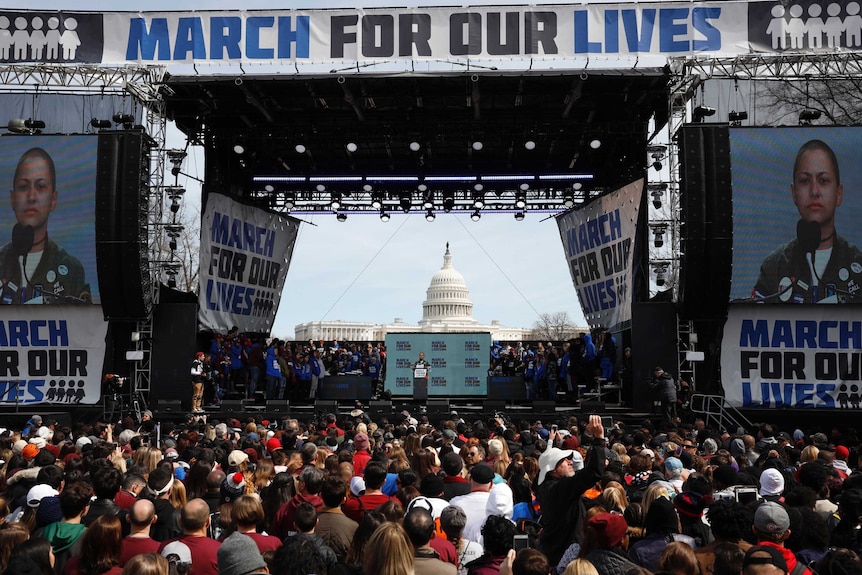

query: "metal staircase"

left=689, top=393, right=754, bottom=434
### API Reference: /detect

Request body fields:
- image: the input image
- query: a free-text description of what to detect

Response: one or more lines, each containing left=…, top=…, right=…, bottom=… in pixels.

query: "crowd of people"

left=0, top=408, right=861, bottom=575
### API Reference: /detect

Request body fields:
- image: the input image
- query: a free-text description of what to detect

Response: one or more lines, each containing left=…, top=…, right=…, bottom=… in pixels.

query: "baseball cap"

left=441, top=452, right=463, bottom=476
left=754, top=502, right=790, bottom=534
left=228, top=450, right=249, bottom=467
left=537, top=447, right=575, bottom=485
left=27, top=484, right=59, bottom=508
left=442, top=429, right=457, bottom=440
left=162, top=541, right=192, bottom=566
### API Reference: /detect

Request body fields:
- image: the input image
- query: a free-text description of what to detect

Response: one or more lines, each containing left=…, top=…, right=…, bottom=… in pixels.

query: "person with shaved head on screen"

left=0, top=147, right=89, bottom=303
left=754, top=139, right=862, bottom=303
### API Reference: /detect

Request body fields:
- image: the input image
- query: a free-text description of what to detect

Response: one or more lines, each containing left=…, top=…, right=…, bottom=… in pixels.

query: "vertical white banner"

left=198, top=193, right=299, bottom=334
left=556, top=179, right=643, bottom=330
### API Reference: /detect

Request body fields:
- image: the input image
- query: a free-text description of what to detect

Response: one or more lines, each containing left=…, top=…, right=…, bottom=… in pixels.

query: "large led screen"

left=0, top=136, right=99, bottom=305
left=731, top=127, right=862, bottom=304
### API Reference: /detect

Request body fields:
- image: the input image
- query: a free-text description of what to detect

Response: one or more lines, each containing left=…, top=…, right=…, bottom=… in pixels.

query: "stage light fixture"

left=442, top=195, right=455, bottom=212
left=371, top=192, right=383, bottom=209
left=417, top=183, right=428, bottom=192
left=400, top=195, right=412, bottom=213
left=472, top=141, right=483, bottom=151
left=524, top=140, right=536, bottom=150
left=90, top=118, right=111, bottom=129
left=264, top=184, right=275, bottom=192
left=692, top=105, right=716, bottom=123
left=409, top=141, right=421, bottom=152
left=515, top=192, right=527, bottom=209
left=425, top=209, right=436, bottom=222
left=284, top=193, right=295, bottom=210
left=472, top=192, right=485, bottom=209
left=590, top=139, right=601, bottom=149
left=799, top=109, right=821, bottom=124
left=519, top=182, right=530, bottom=191
left=422, top=192, right=434, bottom=209
left=112, top=113, right=134, bottom=127
left=652, top=224, right=667, bottom=248
left=233, top=144, right=244, bottom=155
left=470, top=210, right=481, bottom=222
left=563, top=193, right=575, bottom=208
left=295, top=144, right=307, bottom=154
left=653, top=262, right=669, bottom=286
left=8, top=118, right=46, bottom=134
left=330, top=192, right=342, bottom=210
left=728, top=110, right=748, bottom=124
left=380, top=209, right=390, bottom=222
left=648, top=183, right=667, bottom=209
left=336, top=212, right=347, bottom=222
left=514, top=211, right=525, bottom=221
left=346, top=142, right=358, bottom=153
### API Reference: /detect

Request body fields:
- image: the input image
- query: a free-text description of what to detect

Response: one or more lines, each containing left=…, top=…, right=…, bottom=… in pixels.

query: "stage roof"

left=160, top=71, right=670, bottom=211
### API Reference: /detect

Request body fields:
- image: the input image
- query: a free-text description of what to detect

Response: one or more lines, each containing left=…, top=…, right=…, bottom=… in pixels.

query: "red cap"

left=836, top=445, right=850, bottom=460
left=266, top=437, right=282, bottom=452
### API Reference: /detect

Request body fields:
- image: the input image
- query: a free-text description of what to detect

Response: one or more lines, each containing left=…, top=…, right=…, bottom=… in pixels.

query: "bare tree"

left=758, top=78, right=862, bottom=125
left=531, top=312, right=578, bottom=341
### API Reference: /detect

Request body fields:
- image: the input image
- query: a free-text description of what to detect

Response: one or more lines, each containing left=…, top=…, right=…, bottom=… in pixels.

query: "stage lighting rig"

left=692, top=106, right=715, bottom=123
left=167, top=149, right=187, bottom=176
left=112, top=113, right=135, bottom=129
left=7, top=118, right=46, bottom=134
left=799, top=109, right=821, bottom=125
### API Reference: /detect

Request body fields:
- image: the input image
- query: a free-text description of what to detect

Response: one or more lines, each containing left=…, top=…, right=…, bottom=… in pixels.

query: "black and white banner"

left=198, top=193, right=299, bottom=334
left=0, top=307, right=107, bottom=405
left=722, top=306, right=862, bottom=409
left=556, top=179, right=642, bottom=330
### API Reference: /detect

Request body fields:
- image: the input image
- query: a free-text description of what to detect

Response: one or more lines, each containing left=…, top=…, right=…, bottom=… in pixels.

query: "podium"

left=413, top=367, right=428, bottom=401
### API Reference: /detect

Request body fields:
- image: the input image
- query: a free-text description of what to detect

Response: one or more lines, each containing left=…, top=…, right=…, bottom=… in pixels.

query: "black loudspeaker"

left=222, top=400, right=244, bottom=412
left=427, top=399, right=449, bottom=413
left=631, top=302, right=679, bottom=411
left=678, top=125, right=733, bottom=320
left=532, top=400, right=556, bottom=411
left=267, top=400, right=290, bottom=413
left=369, top=400, right=392, bottom=409
left=315, top=400, right=338, bottom=413
left=95, top=131, right=153, bottom=319
left=484, top=400, right=505, bottom=412
left=150, top=303, right=198, bottom=403
left=581, top=400, right=606, bottom=412
left=157, top=399, right=183, bottom=413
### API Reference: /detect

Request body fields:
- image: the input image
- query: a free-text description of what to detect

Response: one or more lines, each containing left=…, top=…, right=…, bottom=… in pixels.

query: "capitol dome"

left=419, top=244, right=478, bottom=326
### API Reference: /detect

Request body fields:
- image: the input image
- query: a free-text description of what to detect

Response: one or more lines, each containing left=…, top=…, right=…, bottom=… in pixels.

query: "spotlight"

left=422, top=193, right=434, bottom=209
left=519, top=182, right=530, bottom=191
left=470, top=210, right=481, bottom=222
left=524, top=140, right=536, bottom=150
left=473, top=192, right=485, bottom=209
left=330, top=192, right=342, bottom=210
left=648, top=184, right=667, bottom=209
left=473, top=183, right=483, bottom=192
left=563, top=193, right=575, bottom=208
left=90, top=118, right=111, bottom=129
left=442, top=195, right=455, bottom=212
left=336, top=212, right=347, bottom=222
left=799, top=109, right=821, bottom=124
left=692, top=105, right=716, bottom=123
left=728, top=110, right=748, bottom=124
left=652, top=161, right=663, bottom=171
left=170, top=199, right=180, bottom=213
left=409, top=141, right=421, bottom=152
left=472, top=141, right=483, bottom=151
left=653, top=263, right=669, bottom=287
left=652, top=224, right=667, bottom=248
left=371, top=193, right=383, bottom=210
left=363, top=184, right=373, bottom=192
left=7, top=118, right=45, bottom=134
left=284, top=193, right=295, bottom=210
left=400, top=195, right=412, bottom=213
left=233, top=144, right=245, bottom=155
left=514, top=211, right=525, bottom=221
left=112, top=113, right=135, bottom=126
left=346, top=142, right=358, bottom=153
left=295, top=144, right=307, bottom=154
left=380, top=209, right=390, bottom=222
left=590, top=139, right=601, bottom=149
left=264, top=184, right=275, bottom=192
left=417, top=183, right=428, bottom=192
left=515, top=192, right=526, bottom=209
left=425, top=209, right=436, bottom=222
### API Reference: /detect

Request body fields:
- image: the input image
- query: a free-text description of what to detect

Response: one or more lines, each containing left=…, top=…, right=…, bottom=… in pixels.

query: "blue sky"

left=4, top=0, right=591, bottom=339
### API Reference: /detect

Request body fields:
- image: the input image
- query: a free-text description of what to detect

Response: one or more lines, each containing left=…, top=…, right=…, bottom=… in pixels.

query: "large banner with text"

left=383, top=332, right=491, bottom=396
left=198, top=193, right=299, bottom=334
left=0, top=307, right=107, bottom=405
left=5, top=2, right=862, bottom=70
left=721, top=305, right=862, bottom=409
left=556, top=179, right=642, bottom=330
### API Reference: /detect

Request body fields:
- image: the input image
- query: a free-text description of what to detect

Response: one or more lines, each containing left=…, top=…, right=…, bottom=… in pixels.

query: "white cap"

left=27, top=484, right=59, bottom=508
left=537, top=447, right=575, bottom=485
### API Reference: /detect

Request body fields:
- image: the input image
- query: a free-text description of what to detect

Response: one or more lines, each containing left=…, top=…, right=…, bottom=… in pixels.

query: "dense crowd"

left=1, top=410, right=859, bottom=575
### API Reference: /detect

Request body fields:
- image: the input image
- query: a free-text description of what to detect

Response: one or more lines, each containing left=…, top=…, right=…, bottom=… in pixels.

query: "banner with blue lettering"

left=2, top=3, right=752, bottom=69
left=383, top=332, right=490, bottom=396
left=0, top=307, right=107, bottom=405
left=198, top=193, right=299, bottom=334
left=556, top=179, right=642, bottom=330
left=721, top=305, right=862, bottom=409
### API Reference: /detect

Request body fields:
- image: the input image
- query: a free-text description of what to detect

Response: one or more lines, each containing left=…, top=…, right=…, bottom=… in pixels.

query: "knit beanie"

left=587, top=512, right=628, bottom=548
left=674, top=491, right=711, bottom=518
left=35, top=495, right=63, bottom=528
left=217, top=532, right=267, bottom=575
left=221, top=472, right=246, bottom=503
left=759, top=468, right=785, bottom=497
left=645, top=496, right=680, bottom=534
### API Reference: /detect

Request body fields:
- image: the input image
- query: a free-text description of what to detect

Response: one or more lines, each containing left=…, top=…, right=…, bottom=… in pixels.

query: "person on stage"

left=414, top=352, right=431, bottom=376
left=754, top=139, right=862, bottom=303
left=190, top=351, right=206, bottom=413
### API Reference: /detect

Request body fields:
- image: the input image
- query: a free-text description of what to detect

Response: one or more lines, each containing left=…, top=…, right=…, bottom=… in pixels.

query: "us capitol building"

left=294, top=244, right=531, bottom=342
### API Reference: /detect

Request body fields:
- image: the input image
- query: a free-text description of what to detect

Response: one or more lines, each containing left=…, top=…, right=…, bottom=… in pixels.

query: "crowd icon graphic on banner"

left=0, top=16, right=80, bottom=61
left=767, top=2, right=862, bottom=49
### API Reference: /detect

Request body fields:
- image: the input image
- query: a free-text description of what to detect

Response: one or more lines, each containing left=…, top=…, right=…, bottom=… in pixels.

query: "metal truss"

left=0, top=63, right=167, bottom=92
left=674, top=51, right=862, bottom=81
